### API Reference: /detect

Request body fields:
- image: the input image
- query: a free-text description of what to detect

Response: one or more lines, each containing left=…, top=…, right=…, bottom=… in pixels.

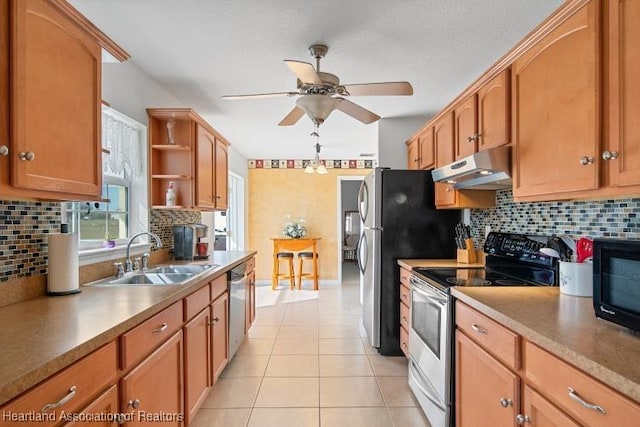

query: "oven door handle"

left=409, top=359, right=446, bottom=410
left=410, top=276, right=447, bottom=305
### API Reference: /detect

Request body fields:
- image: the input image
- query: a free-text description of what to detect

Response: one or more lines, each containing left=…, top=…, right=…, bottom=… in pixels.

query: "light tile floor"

left=191, top=264, right=432, bottom=427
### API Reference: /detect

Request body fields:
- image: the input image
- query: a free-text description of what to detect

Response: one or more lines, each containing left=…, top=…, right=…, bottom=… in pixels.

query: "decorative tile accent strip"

left=470, top=190, right=640, bottom=247
left=248, top=159, right=378, bottom=169
left=0, top=200, right=60, bottom=283
left=150, top=209, right=202, bottom=251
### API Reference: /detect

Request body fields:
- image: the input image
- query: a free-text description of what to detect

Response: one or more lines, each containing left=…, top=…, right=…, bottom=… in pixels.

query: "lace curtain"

left=102, top=110, right=143, bottom=181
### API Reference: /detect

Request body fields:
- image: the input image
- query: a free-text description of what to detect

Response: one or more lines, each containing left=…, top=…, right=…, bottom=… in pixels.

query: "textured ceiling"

left=70, top=0, right=563, bottom=160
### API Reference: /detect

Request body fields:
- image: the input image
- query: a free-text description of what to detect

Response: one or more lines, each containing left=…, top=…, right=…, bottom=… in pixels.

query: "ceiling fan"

left=222, top=44, right=413, bottom=126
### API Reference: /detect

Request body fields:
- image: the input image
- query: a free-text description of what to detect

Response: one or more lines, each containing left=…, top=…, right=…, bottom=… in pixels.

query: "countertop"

left=398, top=258, right=485, bottom=269
left=452, top=287, right=640, bottom=403
left=0, top=250, right=256, bottom=406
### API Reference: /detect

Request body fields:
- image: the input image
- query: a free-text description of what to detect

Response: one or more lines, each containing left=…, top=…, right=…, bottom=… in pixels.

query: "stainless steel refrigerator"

left=358, top=168, right=459, bottom=355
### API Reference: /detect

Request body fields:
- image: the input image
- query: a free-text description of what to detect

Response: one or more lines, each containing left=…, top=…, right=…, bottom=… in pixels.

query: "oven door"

left=408, top=275, right=450, bottom=400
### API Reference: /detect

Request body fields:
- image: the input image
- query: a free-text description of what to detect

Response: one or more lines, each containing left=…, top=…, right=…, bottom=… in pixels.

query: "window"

left=63, top=106, right=148, bottom=259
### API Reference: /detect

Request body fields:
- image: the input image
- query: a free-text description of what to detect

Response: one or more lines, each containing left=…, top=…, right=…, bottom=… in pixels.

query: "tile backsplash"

left=0, top=200, right=60, bottom=282
left=150, top=208, right=202, bottom=250
left=470, top=190, right=640, bottom=246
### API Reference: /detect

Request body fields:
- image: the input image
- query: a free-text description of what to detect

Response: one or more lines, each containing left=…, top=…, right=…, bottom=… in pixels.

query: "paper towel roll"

left=47, top=233, right=81, bottom=295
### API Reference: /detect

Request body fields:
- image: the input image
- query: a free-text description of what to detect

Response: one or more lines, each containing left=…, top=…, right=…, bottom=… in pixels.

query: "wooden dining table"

left=271, top=237, right=321, bottom=290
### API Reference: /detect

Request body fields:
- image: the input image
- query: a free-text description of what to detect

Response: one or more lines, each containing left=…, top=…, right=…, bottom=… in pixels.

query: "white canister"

left=559, top=261, right=593, bottom=297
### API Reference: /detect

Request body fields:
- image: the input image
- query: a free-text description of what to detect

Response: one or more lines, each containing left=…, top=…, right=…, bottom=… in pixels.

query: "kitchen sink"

left=85, top=264, right=219, bottom=287
left=145, top=264, right=218, bottom=274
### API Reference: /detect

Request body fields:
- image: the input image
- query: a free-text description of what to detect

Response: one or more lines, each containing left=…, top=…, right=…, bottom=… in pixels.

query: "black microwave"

left=593, top=238, right=640, bottom=332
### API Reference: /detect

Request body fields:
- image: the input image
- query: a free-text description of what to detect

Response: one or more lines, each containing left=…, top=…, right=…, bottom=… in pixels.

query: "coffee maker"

left=173, top=224, right=209, bottom=260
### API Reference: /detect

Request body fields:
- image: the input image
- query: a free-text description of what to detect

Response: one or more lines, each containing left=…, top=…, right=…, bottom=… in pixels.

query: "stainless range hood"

left=431, top=146, right=512, bottom=190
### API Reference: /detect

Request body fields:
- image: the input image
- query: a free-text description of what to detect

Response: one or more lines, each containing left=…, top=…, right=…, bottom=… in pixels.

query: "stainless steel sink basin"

left=145, top=264, right=218, bottom=275
left=85, top=263, right=219, bottom=287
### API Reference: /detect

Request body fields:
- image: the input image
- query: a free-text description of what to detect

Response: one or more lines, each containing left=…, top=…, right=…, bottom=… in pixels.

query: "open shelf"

left=151, top=144, right=191, bottom=151
left=151, top=174, right=192, bottom=180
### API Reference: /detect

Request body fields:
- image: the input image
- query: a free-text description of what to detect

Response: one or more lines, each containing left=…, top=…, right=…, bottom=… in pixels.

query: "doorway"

left=213, top=171, right=245, bottom=250
left=337, top=177, right=363, bottom=285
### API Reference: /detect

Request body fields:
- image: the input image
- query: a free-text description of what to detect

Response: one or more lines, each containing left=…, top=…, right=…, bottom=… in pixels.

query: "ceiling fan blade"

left=222, top=91, right=298, bottom=100
left=284, top=60, right=322, bottom=85
left=334, top=98, right=380, bottom=124
left=278, top=106, right=305, bottom=126
left=342, top=82, right=414, bottom=96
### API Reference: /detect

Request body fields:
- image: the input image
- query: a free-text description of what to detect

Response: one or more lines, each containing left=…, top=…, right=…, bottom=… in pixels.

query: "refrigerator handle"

left=357, top=232, right=367, bottom=274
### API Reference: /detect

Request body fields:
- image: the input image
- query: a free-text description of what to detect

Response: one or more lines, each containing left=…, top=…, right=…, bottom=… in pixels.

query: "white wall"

left=377, top=115, right=431, bottom=168
left=102, top=61, right=185, bottom=125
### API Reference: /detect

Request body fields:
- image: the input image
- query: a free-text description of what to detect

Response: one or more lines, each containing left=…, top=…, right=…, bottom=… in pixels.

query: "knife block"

left=457, top=238, right=477, bottom=263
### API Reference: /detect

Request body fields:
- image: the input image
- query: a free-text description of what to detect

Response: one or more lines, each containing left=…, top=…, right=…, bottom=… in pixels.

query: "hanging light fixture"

left=296, top=95, right=339, bottom=125
left=304, top=124, right=328, bottom=174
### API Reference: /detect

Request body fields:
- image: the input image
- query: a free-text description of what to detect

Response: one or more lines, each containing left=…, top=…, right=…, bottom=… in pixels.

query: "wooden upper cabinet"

left=406, top=137, right=419, bottom=169
left=512, top=1, right=600, bottom=199
left=606, top=0, right=640, bottom=187
left=215, top=138, right=229, bottom=210
left=434, top=112, right=456, bottom=207
left=0, top=0, right=102, bottom=200
left=418, top=127, right=435, bottom=169
left=197, top=125, right=216, bottom=209
left=478, top=69, right=511, bottom=151
left=148, top=108, right=229, bottom=211
left=454, top=95, right=478, bottom=159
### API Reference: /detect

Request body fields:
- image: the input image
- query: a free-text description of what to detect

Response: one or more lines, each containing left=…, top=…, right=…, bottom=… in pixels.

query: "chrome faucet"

left=125, top=232, right=162, bottom=272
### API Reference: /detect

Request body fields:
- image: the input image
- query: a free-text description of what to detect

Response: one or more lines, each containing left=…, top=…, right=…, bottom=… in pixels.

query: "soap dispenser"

left=166, top=181, right=177, bottom=207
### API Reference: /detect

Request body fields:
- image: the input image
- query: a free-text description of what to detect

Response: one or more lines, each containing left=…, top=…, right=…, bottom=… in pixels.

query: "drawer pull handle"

left=401, top=294, right=407, bottom=300
left=41, top=386, right=77, bottom=413
left=402, top=342, right=408, bottom=349
left=471, top=323, right=487, bottom=334
left=128, top=399, right=141, bottom=409
left=152, top=323, right=168, bottom=334
left=402, top=316, right=408, bottom=323
left=516, top=414, right=531, bottom=424
left=210, top=317, right=220, bottom=325
left=568, top=387, right=606, bottom=414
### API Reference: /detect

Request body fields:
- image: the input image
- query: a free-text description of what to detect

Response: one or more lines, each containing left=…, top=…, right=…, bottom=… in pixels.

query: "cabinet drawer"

left=400, top=300, right=410, bottom=331
left=120, top=301, right=183, bottom=370
left=211, top=274, right=227, bottom=300
left=1, top=342, right=116, bottom=425
left=64, top=384, right=119, bottom=427
left=184, top=283, right=210, bottom=321
left=246, top=257, right=256, bottom=272
left=400, top=283, right=411, bottom=307
left=400, top=268, right=411, bottom=286
left=524, top=341, right=640, bottom=427
left=400, top=325, right=410, bottom=358
left=455, top=301, right=519, bottom=370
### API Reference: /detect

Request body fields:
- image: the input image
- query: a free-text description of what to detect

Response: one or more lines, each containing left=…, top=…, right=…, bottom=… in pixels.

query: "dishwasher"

left=228, top=262, right=247, bottom=359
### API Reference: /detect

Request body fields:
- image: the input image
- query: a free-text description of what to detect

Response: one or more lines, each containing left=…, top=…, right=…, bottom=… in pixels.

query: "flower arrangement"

left=283, top=215, right=307, bottom=239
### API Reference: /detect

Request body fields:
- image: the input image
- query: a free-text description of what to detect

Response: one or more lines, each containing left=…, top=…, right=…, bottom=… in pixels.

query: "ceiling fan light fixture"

left=296, top=95, right=339, bottom=124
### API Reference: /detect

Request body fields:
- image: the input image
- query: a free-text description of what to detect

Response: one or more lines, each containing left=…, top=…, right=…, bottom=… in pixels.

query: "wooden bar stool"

left=296, top=251, right=319, bottom=290
left=273, top=252, right=295, bottom=290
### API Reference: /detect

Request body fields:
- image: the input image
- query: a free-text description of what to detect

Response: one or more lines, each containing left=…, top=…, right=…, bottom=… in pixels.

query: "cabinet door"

left=184, top=308, right=211, bottom=425
left=521, top=385, right=580, bottom=427
left=214, top=139, right=228, bottom=210
left=607, top=0, right=640, bottom=186
left=456, top=331, right=519, bottom=427
left=419, top=127, right=435, bottom=169
left=512, top=1, right=600, bottom=198
left=211, top=292, right=229, bottom=383
left=434, top=112, right=457, bottom=207
left=63, top=385, right=119, bottom=427
left=121, top=331, right=183, bottom=426
left=478, top=69, right=510, bottom=151
left=454, top=95, right=478, bottom=159
left=245, top=270, right=256, bottom=333
left=407, top=137, right=420, bottom=169
left=196, top=125, right=215, bottom=208
left=10, top=0, right=101, bottom=197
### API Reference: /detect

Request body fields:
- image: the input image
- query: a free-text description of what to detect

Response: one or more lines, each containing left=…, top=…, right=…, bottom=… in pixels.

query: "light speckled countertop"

left=0, top=250, right=256, bottom=406
left=452, top=287, right=640, bottom=403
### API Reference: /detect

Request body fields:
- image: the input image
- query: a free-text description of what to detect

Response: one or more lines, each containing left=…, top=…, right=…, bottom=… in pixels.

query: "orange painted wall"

left=248, top=168, right=368, bottom=282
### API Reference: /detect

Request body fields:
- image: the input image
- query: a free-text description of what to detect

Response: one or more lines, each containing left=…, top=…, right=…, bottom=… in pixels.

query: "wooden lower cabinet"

left=210, top=291, right=229, bottom=383
left=246, top=269, right=256, bottom=333
left=120, top=331, right=184, bottom=426
left=63, top=385, right=119, bottom=427
left=521, top=385, right=580, bottom=427
left=183, top=308, right=210, bottom=425
left=456, top=331, right=519, bottom=427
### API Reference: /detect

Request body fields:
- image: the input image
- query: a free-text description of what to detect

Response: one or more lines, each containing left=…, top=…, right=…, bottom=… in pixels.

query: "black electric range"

left=412, top=232, right=558, bottom=292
